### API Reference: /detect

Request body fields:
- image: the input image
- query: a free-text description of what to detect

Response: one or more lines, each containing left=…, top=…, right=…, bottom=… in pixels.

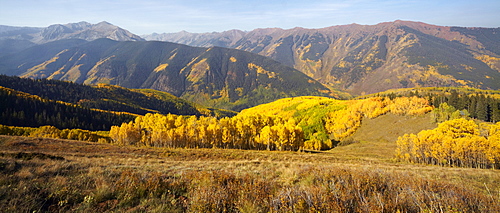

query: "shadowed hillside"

left=0, top=39, right=333, bottom=110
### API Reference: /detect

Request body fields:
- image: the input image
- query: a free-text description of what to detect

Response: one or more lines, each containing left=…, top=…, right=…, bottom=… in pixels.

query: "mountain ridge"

left=143, top=20, right=500, bottom=95
left=0, top=38, right=333, bottom=111
left=2, top=20, right=500, bottom=99
left=0, top=21, right=144, bottom=57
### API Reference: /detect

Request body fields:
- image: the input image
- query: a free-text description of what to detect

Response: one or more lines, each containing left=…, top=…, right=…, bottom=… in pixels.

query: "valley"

left=1, top=20, right=500, bottom=212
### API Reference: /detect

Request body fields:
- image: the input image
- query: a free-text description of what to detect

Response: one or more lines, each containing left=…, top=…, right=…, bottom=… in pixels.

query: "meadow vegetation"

left=2, top=84, right=500, bottom=212
left=0, top=135, right=499, bottom=212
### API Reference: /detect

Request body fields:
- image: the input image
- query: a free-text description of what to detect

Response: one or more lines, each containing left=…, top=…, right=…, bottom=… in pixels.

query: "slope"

left=148, top=21, right=500, bottom=95
left=0, top=86, right=134, bottom=131
left=0, top=39, right=333, bottom=111
left=0, top=75, right=232, bottom=118
left=349, top=113, right=436, bottom=147
left=238, top=95, right=434, bottom=150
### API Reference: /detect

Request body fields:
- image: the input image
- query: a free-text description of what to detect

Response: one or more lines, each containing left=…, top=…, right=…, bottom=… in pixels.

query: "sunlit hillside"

left=238, top=95, right=432, bottom=149
left=1, top=89, right=500, bottom=211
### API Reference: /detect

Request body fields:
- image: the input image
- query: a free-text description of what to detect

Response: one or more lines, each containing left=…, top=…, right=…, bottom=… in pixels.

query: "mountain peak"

left=1, top=21, right=144, bottom=44
left=94, top=21, right=118, bottom=30
left=97, top=21, right=113, bottom=25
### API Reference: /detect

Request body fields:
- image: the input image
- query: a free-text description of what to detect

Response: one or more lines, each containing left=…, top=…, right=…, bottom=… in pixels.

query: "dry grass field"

left=1, top=131, right=499, bottom=212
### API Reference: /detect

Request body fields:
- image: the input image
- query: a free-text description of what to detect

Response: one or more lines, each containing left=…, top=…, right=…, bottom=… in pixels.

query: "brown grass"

left=0, top=135, right=499, bottom=212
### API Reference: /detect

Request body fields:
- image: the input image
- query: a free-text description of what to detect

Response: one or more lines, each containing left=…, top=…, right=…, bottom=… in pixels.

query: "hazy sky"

left=1, top=0, right=499, bottom=35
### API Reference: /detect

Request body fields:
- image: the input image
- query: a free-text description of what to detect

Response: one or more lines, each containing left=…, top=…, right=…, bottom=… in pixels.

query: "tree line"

left=381, top=89, right=500, bottom=123
left=0, top=124, right=109, bottom=143
left=430, top=90, right=500, bottom=123
left=110, top=113, right=304, bottom=151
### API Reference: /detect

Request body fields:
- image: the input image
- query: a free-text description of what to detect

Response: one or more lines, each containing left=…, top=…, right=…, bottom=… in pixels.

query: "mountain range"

left=0, top=21, right=143, bottom=57
left=0, top=38, right=331, bottom=111
left=1, top=20, right=499, bottom=110
left=145, top=20, right=500, bottom=95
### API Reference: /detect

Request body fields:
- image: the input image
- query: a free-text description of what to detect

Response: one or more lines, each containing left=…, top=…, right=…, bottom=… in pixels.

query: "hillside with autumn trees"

left=362, top=87, right=500, bottom=123
left=1, top=87, right=500, bottom=212
left=2, top=74, right=500, bottom=153
left=1, top=79, right=500, bottom=211
left=107, top=96, right=434, bottom=151
left=1, top=73, right=500, bottom=156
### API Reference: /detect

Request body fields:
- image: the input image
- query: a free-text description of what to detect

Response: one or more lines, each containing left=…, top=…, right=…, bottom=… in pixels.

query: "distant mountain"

left=145, top=21, right=500, bottom=95
left=0, top=39, right=332, bottom=111
left=0, top=21, right=143, bottom=56
left=143, top=29, right=247, bottom=47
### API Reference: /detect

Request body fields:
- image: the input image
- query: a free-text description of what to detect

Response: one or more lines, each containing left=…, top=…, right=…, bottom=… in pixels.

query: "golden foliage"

left=396, top=118, right=500, bottom=168
left=324, top=108, right=362, bottom=141
left=389, top=96, right=433, bottom=116
left=240, top=96, right=432, bottom=149
left=475, top=54, right=500, bottom=70
left=0, top=124, right=109, bottom=143
left=109, top=113, right=304, bottom=151
left=325, top=96, right=432, bottom=141
left=248, top=63, right=277, bottom=78
left=26, top=49, right=69, bottom=74
left=187, top=58, right=210, bottom=82
left=153, top=63, right=169, bottom=72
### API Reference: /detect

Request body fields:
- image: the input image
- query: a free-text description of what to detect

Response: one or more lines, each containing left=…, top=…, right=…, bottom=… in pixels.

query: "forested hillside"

left=148, top=21, right=500, bottom=95
left=363, top=87, right=500, bottom=123
left=108, top=96, right=434, bottom=150
left=0, top=38, right=333, bottom=110
left=0, top=86, right=134, bottom=131
left=0, top=75, right=234, bottom=117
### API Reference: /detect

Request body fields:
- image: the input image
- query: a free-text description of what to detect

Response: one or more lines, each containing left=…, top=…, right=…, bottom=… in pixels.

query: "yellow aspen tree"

left=175, top=124, right=188, bottom=148
left=276, top=123, right=289, bottom=151
left=167, top=128, right=177, bottom=148
left=487, top=123, right=500, bottom=167
left=123, top=121, right=141, bottom=145
left=257, top=126, right=275, bottom=151
left=186, top=116, right=199, bottom=147
left=325, top=108, right=362, bottom=141
left=109, top=125, right=122, bottom=144
left=235, top=117, right=253, bottom=149
left=291, top=125, right=304, bottom=150
left=436, top=118, right=479, bottom=138
left=414, top=129, right=438, bottom=164
left=196, top=116, right=211, bottom=148
left=390, top=96, right=432, bottom=116
left=268, top=125, right=283, bottom=151
left=208, top=122, right=222, bottom=148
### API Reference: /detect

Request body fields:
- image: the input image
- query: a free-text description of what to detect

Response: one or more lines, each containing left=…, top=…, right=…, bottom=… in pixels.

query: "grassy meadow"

left=1, top=113, right=499, bottom=212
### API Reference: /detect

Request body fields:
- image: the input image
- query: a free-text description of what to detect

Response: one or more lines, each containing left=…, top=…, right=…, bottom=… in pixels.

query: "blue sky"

left=1, top=0, right=499, bottom=35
